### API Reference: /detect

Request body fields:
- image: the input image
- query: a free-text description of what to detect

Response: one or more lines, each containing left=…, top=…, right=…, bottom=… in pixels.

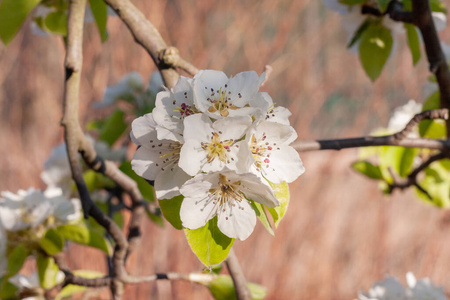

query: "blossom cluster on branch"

left=131, top=70, right=305, bottom=242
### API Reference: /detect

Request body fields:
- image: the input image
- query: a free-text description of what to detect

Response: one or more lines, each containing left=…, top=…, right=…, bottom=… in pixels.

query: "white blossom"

left=152, top=76, right=198, bottom=141
left=249, top=92, right=292, bottom=125
left=193, top=70, right=265, bottom=119
left=9, top=271, right=64, bottom=300
left=178, top=114, right=252, bottom=176
left=180, top=171, right=279, bottom=240
left=95, top=72, right=144, bottom=108
left=131, top=113, right=190, bottom=199
left=41, top=143, right=72, bottom=193
left=0, top=188, right=81, bottom=232
left=406, top=272, right=446, bottom=300
left=357, top=275, right=409, bottom=300
left=246, top=121, right=305, bottom=183
left=387, top=100, right=422, bottom=134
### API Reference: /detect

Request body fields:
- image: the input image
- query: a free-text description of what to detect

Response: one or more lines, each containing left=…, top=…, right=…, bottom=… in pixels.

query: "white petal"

left=433, top=12, right=447, bottom=32
left=213, top=116, right=252, bottom=140
left=262, top=146, right=305, bottom=183
left=240, top=177, right=279, bottom=208
left=193, top=70, right=229, bottom=113
left=182, top=114, right=213, bottom=142
left=180, top=179, right=217, bottom=229
left=155, top=165, right=191, bottom=200
left=130, top=114, right=157, bottom=145
left=178, top=140, right=208, bottom=176
left=226, top=71, right=262, bottom=107
left=217, top=198, right=256, bottom=241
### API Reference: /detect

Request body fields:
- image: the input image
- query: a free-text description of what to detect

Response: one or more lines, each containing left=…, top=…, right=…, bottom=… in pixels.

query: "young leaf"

left=430, top=0, right=447, bottom=13
left=352, top=161, right=383, bottom=180
left=88, top=0, right=108, bottom=42
left=251, top=202, right=274, bottom=236
left=184, top=217, right=235, bottom=267
left=56, top=224, right=112, bottom=255
left=159, top=195, right=184, bottom=229
left=0, top=278, right=18, bottom=299
left=266, top=181, right=289, bottom=228
left=39, top=228, right=66, bottom=255
left=0, top=0, right=41, bottom=45
left=377, top=0, right=390, bottom=12
left=347, top=19, right=371, bottom=49
left=44, top=10, right=68, bottom=35
left=7, top=244, right=29, bottom=276
left=419, top=91, right=446, bottom=138
left=339, top=0, right=366, bottom=5
left=36, top=254, right=60, bottom=289
left=98, top=109, right=128, bottom=146
left=83, top=169, right=115, bottom=192
left=405, top=24, right=421, bottom=65
left=359, top=23, right=393, bottom=81
left=119, top=161, right=155, bottom=201
left=206, top=275, right=267, bottom=300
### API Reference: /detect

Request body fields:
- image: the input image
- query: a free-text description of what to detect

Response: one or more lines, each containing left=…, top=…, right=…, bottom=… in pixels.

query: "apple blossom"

left=387, top=100, right=422, bottom=134
left=180, top=171, right=279, bottom=240
left=406, top=272, right=446, bottom=300
left=8, top=271, right=64, bottom=300
left=357, top=275, right=409, bottom=300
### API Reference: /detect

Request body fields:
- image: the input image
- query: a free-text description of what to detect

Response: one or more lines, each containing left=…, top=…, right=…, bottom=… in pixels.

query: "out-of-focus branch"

left=226, top=249, right=253, bottom=300
left=411, top=0, right=450, bottom=135
left=102, top=0, right=199, bottom=87
left=294, top=109, right=449, bottom=152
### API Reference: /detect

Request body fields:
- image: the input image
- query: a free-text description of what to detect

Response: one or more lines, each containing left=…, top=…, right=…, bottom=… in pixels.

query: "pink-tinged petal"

left=130, top=114, right=157, bottom=145
left=217, top=199, right=256, bottom=240
left=155, top=165, right=191, bottom=200
left=262, top=146, right=305, bottom=183
left=178, top=140, right=208, bottom=176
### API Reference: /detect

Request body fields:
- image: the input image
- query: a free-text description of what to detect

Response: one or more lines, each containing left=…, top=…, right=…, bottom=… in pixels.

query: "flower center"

left=249, top=133, right=278, bottom=172
left=201, top=132, right=234, bottom=163
left=150, top=140, right=182, bottom=172
left=206, top=86, right=239, bottom=117
left=196, top=174, right=248, bottom=220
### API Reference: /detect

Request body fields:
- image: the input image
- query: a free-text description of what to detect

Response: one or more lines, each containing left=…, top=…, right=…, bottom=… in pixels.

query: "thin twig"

left=226, top=249, right=252, bottom=300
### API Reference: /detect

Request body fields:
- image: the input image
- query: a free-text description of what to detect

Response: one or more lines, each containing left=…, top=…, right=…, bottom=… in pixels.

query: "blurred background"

left=1, top=0, right=450, bottom=299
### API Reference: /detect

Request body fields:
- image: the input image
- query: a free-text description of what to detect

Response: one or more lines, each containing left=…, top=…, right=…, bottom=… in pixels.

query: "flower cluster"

left=0, top=188, right=81, bottom=276
left=131, top=70, right=304, bottom=240
left=357, top=273, right=446, bottom=300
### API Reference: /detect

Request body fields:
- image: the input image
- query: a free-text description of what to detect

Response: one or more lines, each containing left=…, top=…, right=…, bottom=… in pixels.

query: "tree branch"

left=294, top=109, right=449, bottom=152
left=226, top=249, right=253, bottom=300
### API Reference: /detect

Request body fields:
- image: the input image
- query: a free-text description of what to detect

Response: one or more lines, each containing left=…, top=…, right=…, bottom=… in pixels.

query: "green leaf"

left=352, top=161, right=383, bottom=179
left=398, top=147, right=417, bottom=177
left=251, top=202, right=274, bottom=236
left=339, top=0, right=366, bottom=5
left=0, top=278, right=18, bottom=299
left=7, top=244, right=29, bottom=276
left=206, top=275, right=267, bottom=300
left=379, top=146, right=418, bottom=178
left=83, top=169, right=115, bottom=192
left=430, top=0, right=447, bottom=13
left=419, top=91, right=446, bottom=138
left=159, top=195, right=183, bottom=229
left=88, top=0, right=108, bottom=42
left=347, top=19, right=371, bottom=49
left=184, top=217, right=235, bottom=267
left=44, top=10, right=68, bottom=35
left=359, top=23, right=393, bottom=81
left=39, top=228, right=65, bottom=255
left=0, top=0, right=41, bottom=45
left=377, top=0, right=390, bottom=12
left=405, top=24, right=421, bottom=65
left=56, top=224, right=112, bottom=255
left=55, top=270, right=105, bottom=300
left=119, top=161, right=155, bottom=201
left=37, top=254, right=60, bottom=289
left=416, top=168, right=450, bottom=208
left=266, top=181, right=289, bottom=228
left=98, top=109, right=128, bottom=146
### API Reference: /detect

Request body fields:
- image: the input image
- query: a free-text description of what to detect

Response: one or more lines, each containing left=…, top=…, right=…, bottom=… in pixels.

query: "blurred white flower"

left=0, top=188, right=81, bottom=232
left=41, top=143, right=72, bottom=193
left=357, top=275, right=409, bottom=300
left=9, top=271, right=64, bottom=300
left=95, top=72, right=144, bottom=108
left=180, top=171, right=279, bottom=240
left=387, top=100, right=422, bottom=133
left=406, top=272, right=446, bottom=300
